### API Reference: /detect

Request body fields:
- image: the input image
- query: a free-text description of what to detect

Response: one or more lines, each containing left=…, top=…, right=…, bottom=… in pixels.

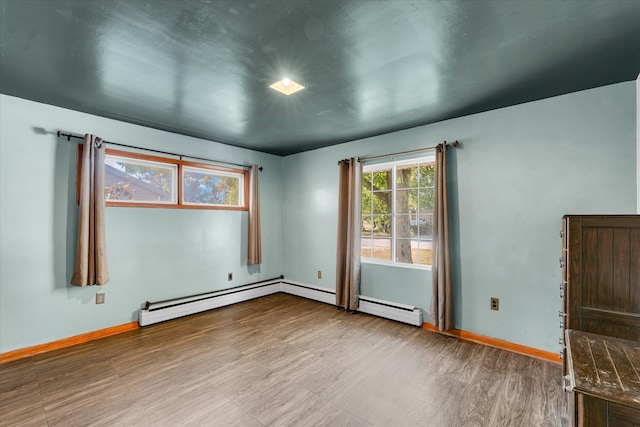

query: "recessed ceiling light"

left=269, top=78, right=304, bottom=96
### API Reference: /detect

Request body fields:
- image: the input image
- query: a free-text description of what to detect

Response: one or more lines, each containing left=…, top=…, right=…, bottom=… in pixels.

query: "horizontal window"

left=78, top=147, right=248, bottom=210
left=105, top=154, right=178, bottom=204
left=182, top=164, right=244, bottom=207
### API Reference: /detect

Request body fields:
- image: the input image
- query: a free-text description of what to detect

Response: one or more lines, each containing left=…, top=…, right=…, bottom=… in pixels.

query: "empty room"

left=0, top=1, right=639, bottom=426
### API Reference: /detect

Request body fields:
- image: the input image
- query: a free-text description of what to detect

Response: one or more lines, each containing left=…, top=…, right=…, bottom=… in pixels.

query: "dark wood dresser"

left=561, top=215, right=640, bottom=426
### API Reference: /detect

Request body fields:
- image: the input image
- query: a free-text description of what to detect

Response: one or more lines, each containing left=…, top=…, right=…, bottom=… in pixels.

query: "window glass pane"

left=362, top=171, right=374, bottom=191
left=418, top=188, right=434, bottom=211
left=395, top=239, right=415, bottom=264
left=360, top=223, right=373, bottom=258
left=395, top=239, right=430, bottom=265
left=415, top=241, right=432, bottom=265
left=362, top=216, right=373, bottom=234
left=362, top=157, right=433, bottom=268
left=371, top=215, right=391, bottom=237
left=360, top=242, right=372, bottom=258
left=105, top=155, right=176, bottom=203
left=361, top=187, right=372, bottom=215
left=371, top=238, right=391, bottom=261
left=182, top=166, right=242, bottom=206
left=396, top=214, right=413, bottom=238
left=396, top=164, right=418, bottom=188
left=371, top=191, right=391, bottom=215
left=419, top=164, right=435, bottom=187
left=416, top=213, right=433, bottom=240
left=396, top=189, right=417, bottom=214
left=371, top=169, right=392, bottom=191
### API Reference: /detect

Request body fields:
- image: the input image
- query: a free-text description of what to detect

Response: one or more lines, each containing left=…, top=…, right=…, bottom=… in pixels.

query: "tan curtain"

left=248, top=164, right=262, bottom=265
left=71, top=134, right=109, bottom=286
left=335, top=158, right=362, bottom=311
left=431, top=143, right=453, bottom=330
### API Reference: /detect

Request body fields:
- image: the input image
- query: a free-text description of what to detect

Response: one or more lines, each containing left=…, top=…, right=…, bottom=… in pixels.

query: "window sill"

left=361, top=259, right=432, bottom=271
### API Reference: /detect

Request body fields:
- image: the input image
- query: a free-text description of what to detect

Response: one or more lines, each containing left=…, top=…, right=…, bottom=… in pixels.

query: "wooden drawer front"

left=581, top=227, right=639, bottom=312
left=578, top=395, right=640, bottom=427
left=609, top=402, right=640, bottom=427
left=582, top=309, right=640, bottom=341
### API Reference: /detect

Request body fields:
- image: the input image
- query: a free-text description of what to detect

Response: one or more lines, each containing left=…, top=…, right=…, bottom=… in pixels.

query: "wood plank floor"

left=0, top=293, right=568, bottom=426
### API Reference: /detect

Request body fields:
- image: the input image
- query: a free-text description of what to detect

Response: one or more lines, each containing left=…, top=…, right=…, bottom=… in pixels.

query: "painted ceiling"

left=1, top=0, right=639, bottom=155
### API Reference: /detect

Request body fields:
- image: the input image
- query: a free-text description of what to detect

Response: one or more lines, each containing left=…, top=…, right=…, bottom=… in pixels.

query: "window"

left=182, top=163, right=244, bottom=207
left=361, top=156, right=434, bottom=268
left=105, top=153, right=178, bottom=205
left=78, top=147, right=248, bottom=210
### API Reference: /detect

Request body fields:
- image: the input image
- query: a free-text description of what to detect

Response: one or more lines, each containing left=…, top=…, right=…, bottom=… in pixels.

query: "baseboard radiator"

left=139, top=277, right=423, bottom=327
left=138, top=276, right=283, bottom=326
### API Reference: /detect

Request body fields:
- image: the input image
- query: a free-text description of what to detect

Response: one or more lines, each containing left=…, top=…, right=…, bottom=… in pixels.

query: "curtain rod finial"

left=259, top=166, right=263, bottom=171
left=451, top=140, right=459, bottom=147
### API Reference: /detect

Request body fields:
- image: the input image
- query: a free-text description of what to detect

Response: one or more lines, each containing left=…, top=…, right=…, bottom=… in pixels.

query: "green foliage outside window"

left=361, top=160, right=435, bottom=266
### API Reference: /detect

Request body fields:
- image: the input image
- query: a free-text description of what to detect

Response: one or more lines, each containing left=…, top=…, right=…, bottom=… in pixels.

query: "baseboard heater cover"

left=280, top=280, right=335, bottom=305
left=138, top=277, right=282, bottom=326
left=139, top=278, right=422, bottom=327
left=281, top=281, right=422, bottom=326
left=357, top=295, right=423, bottom=326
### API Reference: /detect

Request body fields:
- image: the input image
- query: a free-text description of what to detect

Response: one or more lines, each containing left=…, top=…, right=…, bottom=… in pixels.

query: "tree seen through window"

left=361, top=157, right=434, bottom=266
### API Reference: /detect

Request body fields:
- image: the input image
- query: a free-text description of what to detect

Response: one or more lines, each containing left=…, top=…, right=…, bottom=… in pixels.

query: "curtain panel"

left=247, top=164, right=262, bottom=265
left=71, top=134, right=109, bottom=286
left=430, top=143, right=453, bottom=330
left=335, top=158, right=362, bottom=311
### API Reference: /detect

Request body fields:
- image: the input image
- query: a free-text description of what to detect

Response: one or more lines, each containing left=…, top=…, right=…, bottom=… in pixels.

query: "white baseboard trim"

left=139, top=278, right=423, bottom=328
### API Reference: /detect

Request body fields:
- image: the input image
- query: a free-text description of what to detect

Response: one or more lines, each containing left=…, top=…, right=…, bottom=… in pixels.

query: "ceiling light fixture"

left=269, top=77, right=304, bottom=96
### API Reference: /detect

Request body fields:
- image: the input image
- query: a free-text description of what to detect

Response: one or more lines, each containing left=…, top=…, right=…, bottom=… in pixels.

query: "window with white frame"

left=361, top=156, right=435, bottom=268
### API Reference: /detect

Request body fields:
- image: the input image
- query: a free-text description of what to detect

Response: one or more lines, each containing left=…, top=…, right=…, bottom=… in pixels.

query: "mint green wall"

left=1, top=81, right=636, bottom=355
left=0, top=95, right=283, bottom=353
left=282, top=81, right=637, bottom=352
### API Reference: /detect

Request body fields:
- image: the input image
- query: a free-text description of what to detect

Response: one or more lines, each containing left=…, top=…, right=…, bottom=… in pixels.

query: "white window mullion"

left=391, top=164, right=397, bottom=264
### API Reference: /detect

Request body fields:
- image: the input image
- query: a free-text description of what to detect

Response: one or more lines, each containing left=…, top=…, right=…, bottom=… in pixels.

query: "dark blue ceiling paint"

left=1, top=0, right=639, bottom=155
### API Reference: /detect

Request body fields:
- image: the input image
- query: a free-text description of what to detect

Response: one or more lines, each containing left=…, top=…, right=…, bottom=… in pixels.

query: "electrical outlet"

left=490, top=297, right=499, bottom=311
left=96, top=293, right=105, bottom=304
left=317, top=270, right=322, bottom=279
left=228, top=272, right=233, bottom=281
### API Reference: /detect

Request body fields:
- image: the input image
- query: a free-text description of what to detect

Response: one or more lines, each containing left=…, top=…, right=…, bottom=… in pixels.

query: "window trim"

left=361, top=155, right=435, bottom=270
left=77, top=145, right=249, bottom=210
left=180, top=160, right=248, bottom=209
left=104, top=149, right=179, bottom=206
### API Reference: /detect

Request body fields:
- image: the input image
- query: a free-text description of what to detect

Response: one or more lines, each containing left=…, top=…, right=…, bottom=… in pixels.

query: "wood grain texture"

left=0, top=294, right=568, bottom=426
left=631, top=229, right=640, bottom=313
left=566, top=330, right=640, bottom=409
left=564, top=215, right=640, bottom=342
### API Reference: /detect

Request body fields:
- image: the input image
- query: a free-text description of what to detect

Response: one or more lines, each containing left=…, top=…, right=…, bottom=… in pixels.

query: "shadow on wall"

left=51, top=132, right=79, bottom=291
left=447, top=140, right=464, bottom=328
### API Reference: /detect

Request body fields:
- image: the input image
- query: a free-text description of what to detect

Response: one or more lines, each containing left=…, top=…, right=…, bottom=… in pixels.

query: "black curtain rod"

left=57, top=131, right=262, bottom=171
left=339, top=140, right=459, bottom=164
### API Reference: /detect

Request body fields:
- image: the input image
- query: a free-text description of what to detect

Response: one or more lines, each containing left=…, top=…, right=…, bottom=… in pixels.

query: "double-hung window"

left=361, top=156, right=435, bottom=268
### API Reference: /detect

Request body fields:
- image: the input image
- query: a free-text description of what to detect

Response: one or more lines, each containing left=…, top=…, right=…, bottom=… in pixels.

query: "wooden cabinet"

left=561, top=215, right=640, bottom=426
